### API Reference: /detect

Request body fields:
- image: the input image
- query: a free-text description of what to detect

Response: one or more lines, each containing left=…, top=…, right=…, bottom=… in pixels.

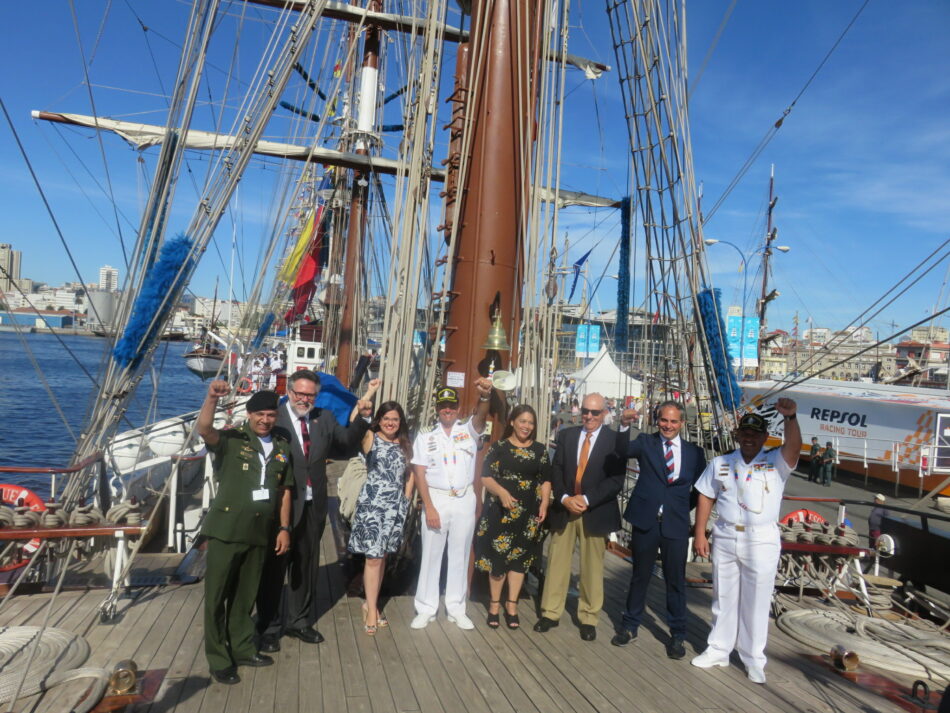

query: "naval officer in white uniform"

left=410, top=379, right=492, bottom=630
left=691, top=398, right=800, bottom=684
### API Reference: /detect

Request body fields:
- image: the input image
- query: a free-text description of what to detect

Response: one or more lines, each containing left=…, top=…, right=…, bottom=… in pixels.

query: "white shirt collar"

left=581, top=424, right=603, bottom=440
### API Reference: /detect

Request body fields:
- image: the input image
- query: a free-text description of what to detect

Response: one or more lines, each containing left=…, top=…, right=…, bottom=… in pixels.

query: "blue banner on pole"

left=574, top=324, right=600, bottom=357
left=726, top=315, right=759, bottom=367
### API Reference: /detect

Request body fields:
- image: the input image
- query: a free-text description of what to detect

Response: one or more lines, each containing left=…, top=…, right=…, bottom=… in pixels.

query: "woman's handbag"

left=338, top=454, right=368, bottom=524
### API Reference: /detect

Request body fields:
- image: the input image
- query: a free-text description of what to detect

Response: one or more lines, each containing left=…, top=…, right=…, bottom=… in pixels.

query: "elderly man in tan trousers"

left=533, top=393, right=628, bottom=641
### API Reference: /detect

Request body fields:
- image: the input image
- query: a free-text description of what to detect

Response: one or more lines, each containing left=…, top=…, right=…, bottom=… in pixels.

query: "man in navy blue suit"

left=611, top=401, right=706, bottom=659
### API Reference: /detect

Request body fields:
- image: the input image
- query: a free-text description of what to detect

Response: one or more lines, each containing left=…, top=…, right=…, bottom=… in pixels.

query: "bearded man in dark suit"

left=534, top=392, right=628, bottom=642
left=611, top=400, right=706, bottom=659
left=256, top=370, right=374, bottom=651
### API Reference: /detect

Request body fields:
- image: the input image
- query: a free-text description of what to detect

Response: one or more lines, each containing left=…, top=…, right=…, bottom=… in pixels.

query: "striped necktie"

left=665, top=439, right=675, bottom=482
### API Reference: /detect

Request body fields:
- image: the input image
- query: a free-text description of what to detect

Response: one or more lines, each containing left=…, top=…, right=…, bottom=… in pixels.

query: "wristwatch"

left=785, top=414, right=797, bottom=421
left=279, top=525, right=291, bottom=533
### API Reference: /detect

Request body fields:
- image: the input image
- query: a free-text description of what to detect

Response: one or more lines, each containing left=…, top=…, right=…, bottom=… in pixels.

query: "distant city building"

left=803, top=327, right=831, bottom=344
left=785, top=339, right=896, bottom=382
left=852, top=326, right=873, bottom=343
left=98, top=265, right=119, bottom=291
left=759, top=346, right=789, bottom=379
left=0, top=307, right=75, bottom=329
left=910, top=325, right=949, bottom=344
left=191, top=297, right=248, bottom=327
left=0, top=244, right=22, bottom=292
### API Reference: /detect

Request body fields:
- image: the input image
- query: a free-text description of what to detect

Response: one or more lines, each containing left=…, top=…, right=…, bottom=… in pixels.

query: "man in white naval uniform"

left=691, top=398, right=800, bottom=684
left=410, top=379, right=492, bottom=630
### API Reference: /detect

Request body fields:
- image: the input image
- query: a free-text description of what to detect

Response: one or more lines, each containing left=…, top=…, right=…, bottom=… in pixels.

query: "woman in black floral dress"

left=475, top=405, right=551, bottom=629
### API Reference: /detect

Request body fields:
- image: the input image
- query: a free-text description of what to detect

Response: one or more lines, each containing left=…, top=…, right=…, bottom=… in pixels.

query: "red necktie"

left=300, top=416, right=312, bottom=488
left=299, top=416, right=311, bottom=459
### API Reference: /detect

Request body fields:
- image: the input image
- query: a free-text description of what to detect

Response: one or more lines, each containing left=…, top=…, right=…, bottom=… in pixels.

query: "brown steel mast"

left=440, top=0, right=543, bottom=417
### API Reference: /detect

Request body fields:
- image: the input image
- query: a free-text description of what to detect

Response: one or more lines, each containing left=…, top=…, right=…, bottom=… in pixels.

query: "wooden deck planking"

left=462, top=614, right=564, bottom=713
left=366, top=602, right=419, bottom=713
left=522, top=603, right=681, bottom=712
left=383, top=592, right=449, bottom=713
left=600, top=549, right=895, bottom=713
left=451, top=617, right=545, bottom=713
left=0, top=529, right=918, bottom=713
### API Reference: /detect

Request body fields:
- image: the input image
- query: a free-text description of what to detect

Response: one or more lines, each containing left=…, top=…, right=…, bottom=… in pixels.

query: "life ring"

left=780, top=508, right=826, bottom=526
left=0, top=484, right=46, bottom=572
left=236, top=377, right=254, bottom=394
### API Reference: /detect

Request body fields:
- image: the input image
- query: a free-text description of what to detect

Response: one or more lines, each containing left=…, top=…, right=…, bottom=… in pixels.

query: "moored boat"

left=743, top=378, right=950, bottom=496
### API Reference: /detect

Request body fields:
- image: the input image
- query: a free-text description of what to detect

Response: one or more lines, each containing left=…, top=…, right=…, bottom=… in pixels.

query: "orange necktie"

left=574, top=432, right=591, bottom=495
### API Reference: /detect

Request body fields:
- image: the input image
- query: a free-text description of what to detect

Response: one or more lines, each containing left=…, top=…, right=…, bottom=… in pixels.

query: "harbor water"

left=0, top=332, right=204, bottom=495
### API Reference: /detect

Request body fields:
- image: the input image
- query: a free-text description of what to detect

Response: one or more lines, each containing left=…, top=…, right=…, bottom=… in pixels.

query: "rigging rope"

left=63, top=0, right=334, bottom=538
left=1, top=99, right=102, bottom=328
left=686, top=0, right=737, bottom=101
left=607, top=0, right=732, bottom=441
left=68, top=0, right=130, bottom=272
left=754, top=302, right=950, bottom=403
left=770, top=241, right=950, bottom=388
left=702, top=0, right=871, bottom=225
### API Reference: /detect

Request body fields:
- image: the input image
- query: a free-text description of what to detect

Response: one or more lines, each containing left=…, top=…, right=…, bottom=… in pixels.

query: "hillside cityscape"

left=1, top=242, right=945, bottom=389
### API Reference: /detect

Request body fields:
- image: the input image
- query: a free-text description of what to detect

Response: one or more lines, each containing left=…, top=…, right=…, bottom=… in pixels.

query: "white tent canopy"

left=569, top=346, right=642, bottom=400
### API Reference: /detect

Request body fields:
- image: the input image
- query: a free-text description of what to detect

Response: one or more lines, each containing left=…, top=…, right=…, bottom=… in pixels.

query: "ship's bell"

left=481, top=314, right=511, bottom=351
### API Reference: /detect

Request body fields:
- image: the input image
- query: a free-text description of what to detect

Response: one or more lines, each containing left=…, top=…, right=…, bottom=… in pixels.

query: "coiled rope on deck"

left=777, top=608, right=950, bottom=682
left=0, top=626, right=109, bottom=713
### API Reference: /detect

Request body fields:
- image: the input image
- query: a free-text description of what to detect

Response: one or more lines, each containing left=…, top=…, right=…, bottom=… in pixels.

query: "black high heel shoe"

left=487, top=600, right=501, bottom=629
left=504, top=600, right=520, bottom=629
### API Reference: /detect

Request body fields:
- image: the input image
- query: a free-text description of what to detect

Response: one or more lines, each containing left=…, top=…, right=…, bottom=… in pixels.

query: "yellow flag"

left=278, top=211, right=316, bottom=284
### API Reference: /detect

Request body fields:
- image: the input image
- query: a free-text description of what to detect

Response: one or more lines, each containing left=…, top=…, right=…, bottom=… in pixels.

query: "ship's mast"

left=440, top=0, right=542, bottom=418
left=335, top=0, right=381, bottom=387
left=756, top=165, right=778, bottom=379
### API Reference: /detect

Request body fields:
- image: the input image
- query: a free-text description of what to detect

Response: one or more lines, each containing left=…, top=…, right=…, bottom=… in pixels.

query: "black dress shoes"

left=236, top=653, right=274, bottom=667
left=210, top=667, right=240, bottom=685
left=259, top=634, right=280, bottom=653
left=579, top=625, right=597, bottom=642
left=533, top=617, right=559, bottom=633
left=286, top=627, right=325, bottom=644
left=610, top=629, right=637, bottom=647
left=666, top=636, right=686, bottom=660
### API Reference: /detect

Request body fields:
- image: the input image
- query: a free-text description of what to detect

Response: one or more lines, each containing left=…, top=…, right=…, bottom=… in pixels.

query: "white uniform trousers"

left=414, top=489, right=476, bottom=617
left=705, top=522, right=781, bottom=671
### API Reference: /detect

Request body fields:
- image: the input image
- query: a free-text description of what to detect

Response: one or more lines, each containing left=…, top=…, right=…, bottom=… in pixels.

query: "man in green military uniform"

left=821, top=441, right=837, bottom=487
left=808, top=437, right=822, bottom=483
left=197, top=381, right=293, bottom=685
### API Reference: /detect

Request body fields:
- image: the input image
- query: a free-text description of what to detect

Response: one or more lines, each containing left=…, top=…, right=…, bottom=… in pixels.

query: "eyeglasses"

left=580, top=408, right=603, bottom=416
left=289, top=387, right=318, bottom=401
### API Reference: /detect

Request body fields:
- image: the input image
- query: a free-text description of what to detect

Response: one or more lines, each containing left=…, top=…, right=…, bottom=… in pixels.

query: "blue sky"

left=1, top=1, right=948, bottom=340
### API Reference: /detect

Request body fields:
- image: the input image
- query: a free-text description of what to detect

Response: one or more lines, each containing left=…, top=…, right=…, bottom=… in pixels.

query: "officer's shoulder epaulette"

left=271, top=425, right=292, bottom=443
left=763, top=445, right=779, bottom=454
left=222, top=425, right=250, bottom=441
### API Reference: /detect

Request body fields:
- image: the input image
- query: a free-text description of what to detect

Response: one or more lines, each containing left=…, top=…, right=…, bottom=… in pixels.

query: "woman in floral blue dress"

left=349, top=401, right=413, bottom=634
left=475, top=405, right=551, bottom=629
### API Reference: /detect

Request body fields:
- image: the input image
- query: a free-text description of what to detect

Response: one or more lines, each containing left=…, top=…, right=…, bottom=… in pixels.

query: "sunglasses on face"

left=581, top=408, right=603, bottom=416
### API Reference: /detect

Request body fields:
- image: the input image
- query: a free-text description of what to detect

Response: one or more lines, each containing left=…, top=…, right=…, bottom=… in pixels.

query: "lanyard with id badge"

left=252, top=444, right=274, bottom=502
left=733, top=457, right=768, bottom=514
